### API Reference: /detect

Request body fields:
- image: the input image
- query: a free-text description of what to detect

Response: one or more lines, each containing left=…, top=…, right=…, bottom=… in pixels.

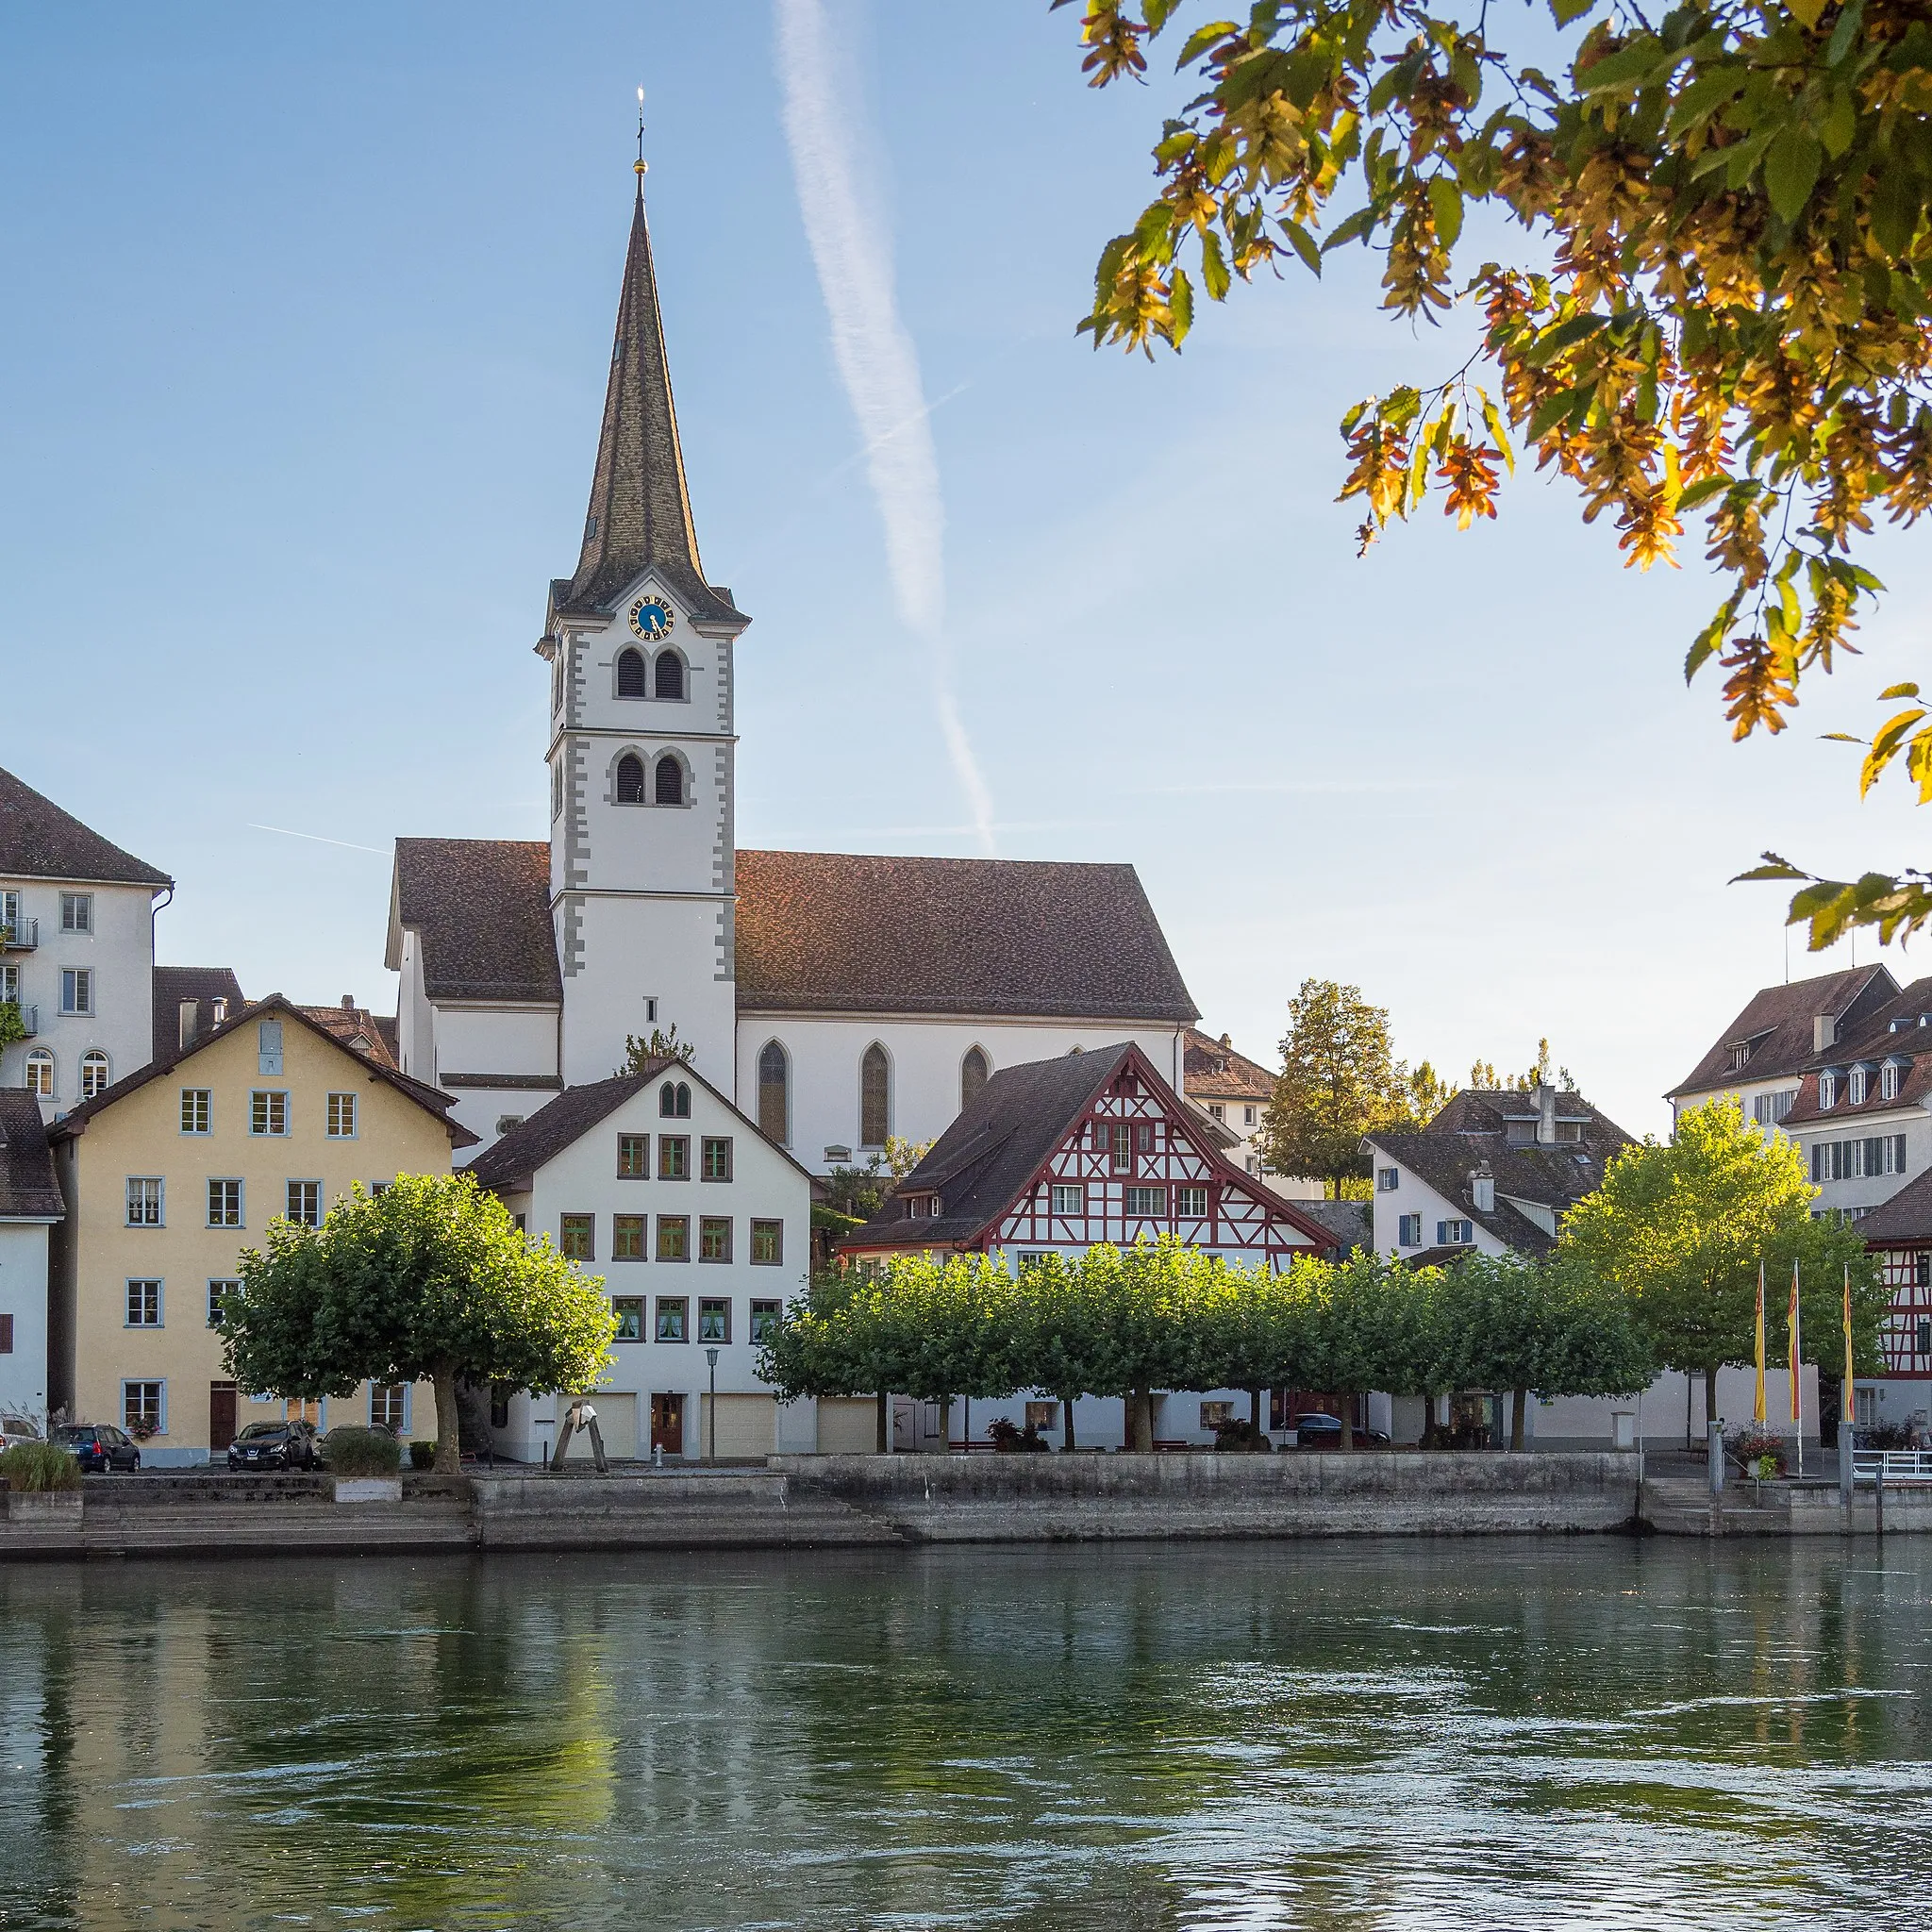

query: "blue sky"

left=2, top=2, right=1926, bottom=1138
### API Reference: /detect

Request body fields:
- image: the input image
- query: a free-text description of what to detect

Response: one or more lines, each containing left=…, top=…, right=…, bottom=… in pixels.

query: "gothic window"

left=659, top=1080, right=691, bottom=1119
left=860, top=1042, right=891, bottom=1147
left=758, top=1041, right=789, bottom=1144
left=616, top=753, right=647, bottom=805
left=616, top=647, right=647, bottom=698
left=654, top=755, right=684, bottom=806
left=655, top=650, right=685, bottom=701
left=960, top=1045, right=990, bottom=1111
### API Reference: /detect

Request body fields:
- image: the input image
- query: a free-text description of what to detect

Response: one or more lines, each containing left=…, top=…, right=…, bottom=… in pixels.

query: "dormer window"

left=1849, top=1066, right=1869, bottom=1106
left=1819, top=1071, right=1839, bottom=1109
left=1728, top=1041, right=1752, bottom=1071
left=1882, top=1059, right=1905, bottom=1102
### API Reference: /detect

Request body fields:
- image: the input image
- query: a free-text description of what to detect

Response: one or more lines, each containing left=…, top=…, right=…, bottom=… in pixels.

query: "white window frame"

left=1175, top=1184, right=1208, bottom=1217
left=286, top=1179, right=323, bottom=1227
left=0, top=963, right=17, bottom=1004
left=59, top=892, right=92, bottom=934
left=369, top=1384, right=410, bottom=1432
left=325, top=1091, right=358, bottom=1138
left=125, top=1278, right=163, bottom=1328
left=1376, top=1167, right=1399, bottom=1191
left=59, top=967, right=92, bottom=1016
left=25, top=1048, right=53, bottom=1098
left=1438, top=1218, right=1474, bottom=1246
left=1398, top=1212, right=1423, bottom=1246
left=1850, top=1066, right=1870, bottom=1105
left=250, top=1090, right=290, bottom=1137
left=122, top=1378, right=165, bottom=1434
left=1050, top=1182, right=1085, bottom=1215
left=208, top=1278, right=238, bottom=1328
left=207, top=1178, right=244, bottom=1228
left=1882, top=1060, right=1903, bottom=1102
left=1124, top=1184, right=1166, bottom=1217
left=1819, top=1071, right=1838, bottom=1109
left=125, top=1176, right=164, bottom=1227
left=79, top=1049, right=110, bottom=1100
left=181, top=1088, right=211, bottom=1135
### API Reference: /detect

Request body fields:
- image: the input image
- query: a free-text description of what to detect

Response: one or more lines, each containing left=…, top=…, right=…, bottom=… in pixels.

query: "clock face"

left=628, top=595, right=675, bottom=641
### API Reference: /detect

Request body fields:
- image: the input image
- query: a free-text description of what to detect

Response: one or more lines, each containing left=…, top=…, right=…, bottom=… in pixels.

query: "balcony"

left=1, top=917, right=39, bottom=952
left=10, top=1004, right=38, bottom=1038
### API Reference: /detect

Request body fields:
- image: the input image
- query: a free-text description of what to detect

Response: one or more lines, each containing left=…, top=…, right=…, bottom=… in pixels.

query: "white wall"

left=482, top=1067, right=809, bottom=1461
left=1, top=877, right=157, bottom=1115
left=738, top=1017, right=1187, bottom=1171
left=1794, top=1103, right=1932, bottom=1222
left=561, top=892, right=734, bottom=1089
left=1366, top=1149, right=1509, bottom=1260
left=0, top=1221, right=51, bottom=1426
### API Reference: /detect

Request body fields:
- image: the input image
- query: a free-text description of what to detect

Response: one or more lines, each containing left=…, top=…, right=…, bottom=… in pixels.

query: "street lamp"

left=705, top=1345, right=720, bottom=1462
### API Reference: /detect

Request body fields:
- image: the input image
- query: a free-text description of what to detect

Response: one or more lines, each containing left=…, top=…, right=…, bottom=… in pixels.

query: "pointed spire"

left=558, top=160, right=742, bottom=625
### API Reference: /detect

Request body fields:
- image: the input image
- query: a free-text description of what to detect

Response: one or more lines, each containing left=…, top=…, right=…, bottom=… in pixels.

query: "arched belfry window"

left=616, top=647, right=647, bottom=698
left=659, top=1079, right=691, bottom=1119
left=654, top=650, right=685, bottom=701
left=616, top=753, right=646, bottom=805
left=758, top=1041, right=790, bottom=1144
left=860, top=1042, right=891, bottom=1148
left=960, top=1045, right=990, bottom=1112
left=654, top=755, right=684, bottom=806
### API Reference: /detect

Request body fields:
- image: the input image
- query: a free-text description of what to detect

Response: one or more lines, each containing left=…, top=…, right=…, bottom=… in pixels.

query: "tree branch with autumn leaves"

left=1055, top=0, right=1932, bottom=947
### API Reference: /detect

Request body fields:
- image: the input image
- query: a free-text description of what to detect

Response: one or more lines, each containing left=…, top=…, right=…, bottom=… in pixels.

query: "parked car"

left=49, top=1423, right=141, bottom=1473
left=226, top=1420, right=320, bottom=1472
left=1288, top=1412, right=1391, bottom=1447
left=2, top=1417, right=43, bottom=1455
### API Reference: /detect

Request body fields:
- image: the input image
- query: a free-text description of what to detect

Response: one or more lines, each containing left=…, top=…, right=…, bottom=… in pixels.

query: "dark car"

left=226, top=1420, right=321, bottom=1472
left=1288, top=1412, right=1391, bottom=1447
left=50, top=1423, right=141, bottom=1473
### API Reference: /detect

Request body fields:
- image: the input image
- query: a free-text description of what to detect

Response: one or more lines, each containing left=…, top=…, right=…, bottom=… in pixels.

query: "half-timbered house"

left=1855, top=1174, right=1932, bottom=1437
left=836, top=1042, right=1337, bottom=1450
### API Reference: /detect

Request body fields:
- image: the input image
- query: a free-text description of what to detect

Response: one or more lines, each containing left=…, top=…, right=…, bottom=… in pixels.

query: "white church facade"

left=387, top=176, right=1200, bottom=1169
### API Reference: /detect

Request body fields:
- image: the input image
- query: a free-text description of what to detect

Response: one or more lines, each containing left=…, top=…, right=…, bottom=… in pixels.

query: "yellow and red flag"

left=1842, top=1263, right=1857, bottom=1426
left=1789, top=1260, right=1803, bottom=1425
left=1754, top=1260, right=1767, bottom=1424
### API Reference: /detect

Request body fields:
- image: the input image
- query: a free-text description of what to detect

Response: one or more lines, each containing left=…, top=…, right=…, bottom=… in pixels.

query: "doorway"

left=650, top=1392, right=685, bottom=1457
left=209, top=1382, right=237, bottom=1453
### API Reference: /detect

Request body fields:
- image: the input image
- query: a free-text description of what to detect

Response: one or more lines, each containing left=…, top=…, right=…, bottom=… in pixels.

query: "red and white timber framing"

left=1873, top=1242, right=1932, bottom=1380
left=851, top=1042, right=1337, bottom=1268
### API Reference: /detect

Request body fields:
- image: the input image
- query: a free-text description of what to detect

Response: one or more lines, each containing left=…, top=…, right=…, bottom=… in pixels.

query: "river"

left=2, top=1539, right=1928, bottom=1929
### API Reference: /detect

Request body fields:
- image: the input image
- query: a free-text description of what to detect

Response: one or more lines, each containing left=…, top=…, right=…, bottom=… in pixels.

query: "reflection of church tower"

left=540, top=164, right=748, bottom=1089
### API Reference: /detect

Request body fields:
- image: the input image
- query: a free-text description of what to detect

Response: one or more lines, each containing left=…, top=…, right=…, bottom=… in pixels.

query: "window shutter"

left=1436, top=1221, right=1447, bottom=1245
left=258, top=1020, right=283, bottom=1075
left=1898, top=1133, right=1909, bottom=1174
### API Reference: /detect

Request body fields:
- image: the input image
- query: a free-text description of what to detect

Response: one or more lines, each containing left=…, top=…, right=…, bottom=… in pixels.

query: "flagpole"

left=1841, top=1261, right=1857, bottom=1510
left=1754, top=1260, right=1767, bottom=1425
left=1790, top=1258, right=1804, bottom=1481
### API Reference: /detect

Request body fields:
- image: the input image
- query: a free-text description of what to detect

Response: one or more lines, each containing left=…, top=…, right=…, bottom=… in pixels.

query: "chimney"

left=212, top=997, right=228, bottom=1024
left=1536, top=1081, right=1557, bottom=1144
left=178, top=1000, right=200, bottom=1050
left=1814, top=1014, right=1838, bottom=1052
left=1471, top=1163, right=1495, bottom=1213
left=341, top=994, right=356, bottom=1010
left=1220, top=1033, right=1231, bottom=1050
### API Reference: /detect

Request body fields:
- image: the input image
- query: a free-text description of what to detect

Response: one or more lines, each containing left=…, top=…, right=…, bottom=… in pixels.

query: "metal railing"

left=0, top=918, right=39, bottom=951
left=9, top=1004, right=36, bottom=1038
left=1852, top=1449, right=1932, bottom=1483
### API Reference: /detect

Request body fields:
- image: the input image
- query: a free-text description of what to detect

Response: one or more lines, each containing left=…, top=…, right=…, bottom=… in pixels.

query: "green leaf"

left=1524, top=311, right=1608, bottom=366
left=1279, top=215, right=1323, bottom=275
left=1169, top=265, right=1194, bottom=342
left=1664, top=68, right=1747, bottom=142
left=1786, top=0, right=1827, bottom=26
left=1731, top=854, right=1807, bottom=883
left=1528, top=384, right=1591, bottom=440
left=1677, top=474, right=1735, bottom=511
left=1176, top=20, right=1241, bottom=67
left=1826, top=0, right=1866, bottom=66
left=1426, top=176, right=1464, bottom=248
left=1199, top=229, right=1231, bottom=301
left=1577, top=38, right=1674, bottom=96
left=1143, top=0, right=1182, bottom=31
left=1479, top=393, right=1516, bottom=473
left=1322, top=206, right=1377, bottom=252
left=1819, top=85, right=1857, bottom=158
left=1879, top=682, right=1923, bottom=701
left=1763, top=129, right=1824, bottom=224
left=1382, top=384, right=1423, bottom=428
left=1871, top=166, right=1923, bottom=260
left=1549, top=0, right=1600, bottom=25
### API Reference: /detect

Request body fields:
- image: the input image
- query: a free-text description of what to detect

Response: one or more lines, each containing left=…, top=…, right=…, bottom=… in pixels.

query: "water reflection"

left=2, top=1540, right=1930, bottom=1929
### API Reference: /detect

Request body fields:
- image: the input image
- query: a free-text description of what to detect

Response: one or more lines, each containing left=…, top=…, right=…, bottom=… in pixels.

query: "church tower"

left=540, top=166, right=747, bottom=1090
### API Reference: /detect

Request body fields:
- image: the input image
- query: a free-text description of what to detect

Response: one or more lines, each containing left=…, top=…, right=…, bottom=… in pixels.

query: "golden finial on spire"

left=635, top=86, right=647, bottom=182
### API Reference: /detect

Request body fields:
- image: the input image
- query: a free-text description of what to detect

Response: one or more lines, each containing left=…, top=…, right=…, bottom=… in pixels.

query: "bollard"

left=1707, top=1418, right=1725, bottom=1499
left=1840, top=1431, right=1855, bottom=1519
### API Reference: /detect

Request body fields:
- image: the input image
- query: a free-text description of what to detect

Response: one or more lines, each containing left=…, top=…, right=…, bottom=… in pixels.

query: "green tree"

left=1402, top=1058, right=1457, bottom=1125
left=223, top=1174, right=617, bottom=1473
left=1559, top=1099, right=1883, bottom=1443
left=1258, top=978, right=1415, bottom=1198
left=1055, top=0, right=1932, bottom=946
left=1468, top=1039, right=1578, bottom=1092
left=612, top=1026, right=695, bottom=1074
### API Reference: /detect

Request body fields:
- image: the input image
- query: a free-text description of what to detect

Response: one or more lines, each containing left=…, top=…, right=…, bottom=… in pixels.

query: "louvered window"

left=654, top=756, right=683, bottom=806
left=616, top=753, right=646, bottom=804
left=654, top=651, right=684, bottom=700
left=616, top=647, right=647, bottom=697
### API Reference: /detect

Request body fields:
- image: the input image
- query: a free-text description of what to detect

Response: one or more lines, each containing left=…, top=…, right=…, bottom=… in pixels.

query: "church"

left=386, top=175, right=1201, bottom=1171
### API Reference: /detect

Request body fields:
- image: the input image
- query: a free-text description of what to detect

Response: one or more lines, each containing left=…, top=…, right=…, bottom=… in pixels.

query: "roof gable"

left=1669, top=965, right=1898, bottom=1098
left=0, top=1091, right=60, bottom=1219
left=0, top=765, right=171, bottom=890
left=1183, top=1027, right=1275, bottom=1101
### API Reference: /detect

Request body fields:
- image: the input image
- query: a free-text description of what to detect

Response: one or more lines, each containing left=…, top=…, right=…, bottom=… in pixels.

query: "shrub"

left=986, top=1416, right=1049, bottom=1453
left=320, top=1427, right=402, bottom=1478
left=1213, top=1417, right=1273, bottom=1453
left=408, top=1440, right=435, bottom=1471
left=0, top=1441, right=82, bottom=1492
left=1726, top=1423, right=1789, bottom=1477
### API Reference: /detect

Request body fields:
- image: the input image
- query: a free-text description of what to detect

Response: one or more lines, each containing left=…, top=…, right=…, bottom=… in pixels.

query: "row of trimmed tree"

left=757, top=1239, right=1656, bottom=1450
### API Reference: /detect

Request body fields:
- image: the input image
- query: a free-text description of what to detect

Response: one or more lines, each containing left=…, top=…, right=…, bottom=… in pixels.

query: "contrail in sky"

left=774, top=0, right=995, bottom=854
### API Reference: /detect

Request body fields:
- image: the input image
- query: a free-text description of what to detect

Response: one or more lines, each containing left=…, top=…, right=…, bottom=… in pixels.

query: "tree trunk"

left=1705, top=1366, right=1719, bottom=1445
left=1061, top=1394, right=1076, bottom=1453
left=1339, top=1396, right=1355, bottom=1452
left=1685, top=1374, right=1695, bottom=1451
left=1510, top=1387, right=1526, bottom=1453
left=876, top=1390, right=889, bottom=1454
left=432, top=1359, right=460, bottom=1474
left=1421, top=1395, right=1441, bottom=1450
left=1249, top=1386, right=1262, bottom=1431
left=1127, top=1387, right=1154, bottom=1452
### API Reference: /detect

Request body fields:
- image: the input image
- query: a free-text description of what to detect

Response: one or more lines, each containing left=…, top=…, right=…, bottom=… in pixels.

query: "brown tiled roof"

left=152, top=967, right=244, bottom=1063
left=48, top=995, right=476, bottom=1148
left=1668, top=966, right=1897, bottom=1099
left=0, top=1091, right=61, bottom=1219
left=0, top=765, right=172, bottom=890
left=1183, top=1027, right=1275, bottom=1102
left=552, top=192, right=743, bottom=630
left=390, top=839, right=561, bottom=1005
left=840, top=1041, right=1335, bottom=1253
left=735, top=850, right=1197, bottom=1022
left=296, top=999, right=399, bottom=1070
left=465, top=1059, right=812, bottom=1192
left=1858, top=1169, right=1932, bottom=1245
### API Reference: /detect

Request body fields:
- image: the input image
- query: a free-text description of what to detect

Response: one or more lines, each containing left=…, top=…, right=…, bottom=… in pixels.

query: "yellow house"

left=46, top=995, right=476, bottom=1465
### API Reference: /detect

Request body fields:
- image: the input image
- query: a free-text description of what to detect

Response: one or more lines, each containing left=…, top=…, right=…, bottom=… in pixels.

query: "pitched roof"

left=1183, top=1028, right=1275, bottom=1103
left=296, top=999, right=399, bottom=1070
left=840, top=1041, right=1336, bottom=1252
left=48, top=995, right=476, bottom=1148
left=389, top=839, right=561, bottom=1004
left=1366, top=1087, right=1635, bottom=1257
left=735, top=850, right=1197, bottom=1022
left=0, top=765, right=171, bottom=890
left=1857, top=1168, right=1932, bottom=1245
left=551, top=191, right=743, bottom=630
left=0, top=1091, right=61, bottom=1219
left=152, top=966, right=244, bottom=1063
left=1779, top=974, right=1932, bottom=1126
left=464, top=1059, right=812, bottom=1191
left=1288, top=1198, right=1372, bottom=1257
left=1668, top=965, right=1897, bottom=1099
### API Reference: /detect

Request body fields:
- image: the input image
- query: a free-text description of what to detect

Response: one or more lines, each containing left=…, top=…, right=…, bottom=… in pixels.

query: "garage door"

left=815, top=1397, right=877, bottom=1455
left=563, top=1391, right=637, bottom=1461
left=699, top=1393, right=776, bottom=1461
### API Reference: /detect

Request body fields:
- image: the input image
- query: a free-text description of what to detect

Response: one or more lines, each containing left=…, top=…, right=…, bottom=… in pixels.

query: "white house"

left=383, top=175, right=1199, bottom=1168
left=1181, top=1025, right=1323, bottom=1199
left=0, top=1091, right=60, bottom=1429
left=1, top=765, right=174, bottom=1117
left=463, top=1056, right=814, bottom=1461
